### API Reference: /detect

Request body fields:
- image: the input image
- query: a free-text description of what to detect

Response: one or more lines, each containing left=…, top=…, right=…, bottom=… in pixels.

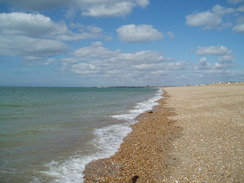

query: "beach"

left=0, top=87, right=160, bottom=182
left=84, top=83, right=244, bottom=182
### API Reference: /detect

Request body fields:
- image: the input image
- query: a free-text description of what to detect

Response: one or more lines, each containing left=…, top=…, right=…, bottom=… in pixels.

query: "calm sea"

left=0, top=87, right=162, bottom=183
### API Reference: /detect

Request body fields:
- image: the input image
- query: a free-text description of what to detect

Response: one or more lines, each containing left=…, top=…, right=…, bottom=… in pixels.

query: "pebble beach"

left=84, top=83, right=244, bottom=182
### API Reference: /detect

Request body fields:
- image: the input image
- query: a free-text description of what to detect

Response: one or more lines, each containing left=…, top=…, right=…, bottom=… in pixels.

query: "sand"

left=84, top=83, right=244, bottom=182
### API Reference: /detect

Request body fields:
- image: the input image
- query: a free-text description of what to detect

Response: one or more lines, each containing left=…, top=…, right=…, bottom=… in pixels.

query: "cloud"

left=0, top=35, right=68, bottom=59
left=60, top=42, right=186, bottom=85
left=186, top=5, right=234, bottom=29
left=233, top=23, right=244, bottom=33
left=194, top=57, right=212, bottom=70
left=0, top=12, right=110, bottom=63
left=0, top=12, right=106, bottom=41
left=116, top=24, right=163, bottom=43
left=166, top=31, right=175, bottom=39
left=0, top=0, right=149, bottom=17
left=194, top=45, right=236, bottom=77
left=70, top=42, right=169, bottom=64
left=193, top=46, right=237, bottom=82
left=81, top=2, right=134, bottom=17
left=72, top=42, right=120, bottom=58
left=71, top=63, right=100, bottom=74
left=0, top=12, right=62, bottom=38
left=218, top=55, right=235, bottom=62
left=195, top=57, right=234, bottom=71
left=195, top=45, right=232, bottom=55
left=59, top=42, right=241, bottom=86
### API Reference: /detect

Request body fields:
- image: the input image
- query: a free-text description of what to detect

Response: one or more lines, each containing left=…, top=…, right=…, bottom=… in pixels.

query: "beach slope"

left=163, top=83, right=244, bottom=182
left=84, top=83, right=244, bottom=182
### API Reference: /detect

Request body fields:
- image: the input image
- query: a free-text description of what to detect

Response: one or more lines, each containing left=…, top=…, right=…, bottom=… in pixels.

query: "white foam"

left=112, top=88, right=162, bottom=122
left=40, top=88, right=163, bottom=183
left=40, top=124, right=132, bottom=183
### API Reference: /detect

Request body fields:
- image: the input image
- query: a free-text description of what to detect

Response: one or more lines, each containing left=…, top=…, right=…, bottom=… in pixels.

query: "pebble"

left=83, top=83, right=244, bottom=183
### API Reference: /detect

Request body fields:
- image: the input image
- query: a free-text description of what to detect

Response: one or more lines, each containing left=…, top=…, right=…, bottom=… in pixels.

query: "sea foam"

left=40, top=88, right=163, bottom=183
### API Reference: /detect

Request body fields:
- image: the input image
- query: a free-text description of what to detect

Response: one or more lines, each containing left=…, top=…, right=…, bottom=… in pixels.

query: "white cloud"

left=81, top=2, right=134, bottom=17
left=186, top=11, right=221, bottom=29
left=70, top=42, right=169, bottom=64
left=213, top=62, right=229, bottom=70
left=195, top=45, right=232, bottom=55
left=0, top=12, right=72, bottom=61
left=60, top=42, right=187, bottom=85
left=72, top=42, right=120, bottom=58
left=0, top=12, right=62, bottom=38
left=0, top=12, right=106, bottom=41
left=0, top=12, right=111, bottom=63
left=71, top=63, right=100, bottom=74
left=0, top=35, right=68, bottom=59
left=195, top=58, right=234, bottom=71
left=0, top=0, right=149, bottom=17
left=193, top=45, right=236, bottom=78
left=194, top=46, right=237, bottom=82
left=195, top=57, right=212, bottom=70
left=233, top=23, right=244, bottom=33
left=186, top=5, right=234, bottom=29
left=110, top=51, right=168, bottom=63
left=218, top=55, right=235, bottom=62
left=116, top=24, right=163, bottom=43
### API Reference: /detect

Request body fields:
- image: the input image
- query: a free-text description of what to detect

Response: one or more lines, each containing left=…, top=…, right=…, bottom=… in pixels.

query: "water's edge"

left=80, top=88, right=163, bottom=182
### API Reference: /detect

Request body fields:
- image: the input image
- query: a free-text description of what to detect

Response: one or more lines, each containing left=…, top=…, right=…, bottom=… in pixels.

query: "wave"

left=39, top=88, right=163, bottom=183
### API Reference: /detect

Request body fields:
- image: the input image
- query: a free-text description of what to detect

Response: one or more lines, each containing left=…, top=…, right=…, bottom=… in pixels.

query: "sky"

left=0, top=0, right=243, bottom=87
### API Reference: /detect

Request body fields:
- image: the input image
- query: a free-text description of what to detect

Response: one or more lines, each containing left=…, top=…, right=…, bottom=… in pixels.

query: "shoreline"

left=83, top=91, right=181, bottom=182
left=83, top=83, right=244, bottom=182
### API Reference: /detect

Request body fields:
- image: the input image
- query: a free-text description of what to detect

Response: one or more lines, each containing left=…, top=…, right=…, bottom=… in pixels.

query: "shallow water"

left=0, top=87, right=162, bottom=182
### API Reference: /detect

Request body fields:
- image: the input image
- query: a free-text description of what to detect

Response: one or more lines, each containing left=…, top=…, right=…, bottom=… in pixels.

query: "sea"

left=0, top=87, right=162, bottom=183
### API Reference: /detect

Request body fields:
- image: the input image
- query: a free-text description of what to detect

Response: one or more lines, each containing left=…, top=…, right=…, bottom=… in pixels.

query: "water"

left=0, top=87, right=162, bottom=183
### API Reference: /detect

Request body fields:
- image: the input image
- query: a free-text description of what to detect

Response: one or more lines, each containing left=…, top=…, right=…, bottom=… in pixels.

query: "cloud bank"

left=59, top=42, right=188, bottom=85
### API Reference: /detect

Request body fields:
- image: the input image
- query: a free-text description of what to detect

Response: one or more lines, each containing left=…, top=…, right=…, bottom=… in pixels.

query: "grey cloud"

left=233, top=23, right=244, bottom=33
left=0, top=0, right=149, bottom=17
left=0, top=12, right=66, bottom=38
left=0, top=12, right=110, bottom=63
left=0, top=12, right=106, bottom=41
left=0, top=35, right=68, bottom=59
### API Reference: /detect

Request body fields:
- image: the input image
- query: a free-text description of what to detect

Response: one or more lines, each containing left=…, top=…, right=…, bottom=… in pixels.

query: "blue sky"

left=0, top=0, right=243, bottom=87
